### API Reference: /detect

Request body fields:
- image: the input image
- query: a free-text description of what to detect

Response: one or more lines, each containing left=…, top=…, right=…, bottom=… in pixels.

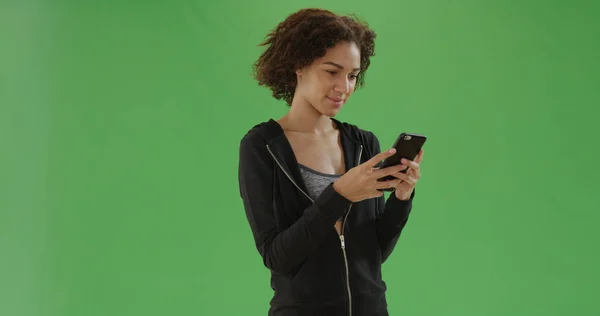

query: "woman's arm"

left=368, top=132, right=415, bottom=263
left=238, top=131, right=352, bottom=277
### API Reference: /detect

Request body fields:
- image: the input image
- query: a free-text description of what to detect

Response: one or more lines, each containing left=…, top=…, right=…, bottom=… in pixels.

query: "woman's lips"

left=327, top=97, right=345, bottom=107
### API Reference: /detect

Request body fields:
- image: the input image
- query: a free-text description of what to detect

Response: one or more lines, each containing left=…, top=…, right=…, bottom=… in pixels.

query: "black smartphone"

left=377, top=132, right=427, bottom=191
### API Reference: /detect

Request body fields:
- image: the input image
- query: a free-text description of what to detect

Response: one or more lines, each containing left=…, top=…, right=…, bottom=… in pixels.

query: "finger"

left=401, top=158, right=420, bottom=171
left=390, top=172, right=410, bottom=182
left=415, top=149, right=424, bottom=164
left=374, top=179, right=401, bottom=190
left=407, top=166, right=421, bottom=179
left=371, top=163, right=407, bottom=179
left=391, top=172, right=417, bottom=187
left=364, top=148, right=396, bottom=168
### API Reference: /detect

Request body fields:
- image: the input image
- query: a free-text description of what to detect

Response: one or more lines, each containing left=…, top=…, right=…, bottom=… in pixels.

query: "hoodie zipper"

left=340, top=144, right=362, bottom=316
left=266, top=145, right=314, bottom=202
left=266, top=143, right=363, bottom=316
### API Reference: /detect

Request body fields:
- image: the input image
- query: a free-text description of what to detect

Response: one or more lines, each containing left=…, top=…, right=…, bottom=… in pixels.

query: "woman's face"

left=295, top=41, right=362, bottom=117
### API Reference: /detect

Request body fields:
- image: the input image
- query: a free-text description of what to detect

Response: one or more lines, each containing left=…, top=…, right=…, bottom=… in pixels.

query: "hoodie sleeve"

left=238, top=131, right=352, bottom=277
left=368, top=132, right=415, bottom=263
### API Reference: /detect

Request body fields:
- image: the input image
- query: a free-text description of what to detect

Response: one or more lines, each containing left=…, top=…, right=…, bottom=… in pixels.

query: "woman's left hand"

left=391, top=149, right=424, bottom=200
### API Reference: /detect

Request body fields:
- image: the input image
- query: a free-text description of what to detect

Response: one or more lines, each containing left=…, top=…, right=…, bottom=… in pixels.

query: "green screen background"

left=2, top=1, right=599, bottom=315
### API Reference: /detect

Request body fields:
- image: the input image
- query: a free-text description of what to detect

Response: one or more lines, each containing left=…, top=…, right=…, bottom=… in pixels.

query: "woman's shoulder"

left=240, top=118, right=282, bottom=142
left=331, top=118, right=379, bottom=145
left=238, top=118, right=290, bottom=158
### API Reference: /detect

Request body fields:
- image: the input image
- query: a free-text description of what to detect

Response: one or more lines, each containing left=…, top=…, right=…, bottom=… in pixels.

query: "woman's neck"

left=279, top=99, right=335, bottom=135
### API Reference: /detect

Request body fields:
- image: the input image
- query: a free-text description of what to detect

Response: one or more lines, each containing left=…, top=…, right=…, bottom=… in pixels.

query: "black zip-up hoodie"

left=238, top=118, right=415, bottom=316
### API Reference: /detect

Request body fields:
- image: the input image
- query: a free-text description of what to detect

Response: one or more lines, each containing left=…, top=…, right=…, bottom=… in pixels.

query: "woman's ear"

left=295, top=69, right=303, bottom=85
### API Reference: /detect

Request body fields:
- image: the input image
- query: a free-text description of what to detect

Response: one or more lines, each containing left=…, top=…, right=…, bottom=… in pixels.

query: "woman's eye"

left=326, top=70, right=358, bottom=79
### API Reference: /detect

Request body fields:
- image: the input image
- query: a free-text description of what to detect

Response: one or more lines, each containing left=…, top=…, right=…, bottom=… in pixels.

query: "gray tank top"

left=298, top=164, right=343, bottom=201
left=299, top=165, right=345, bottom=222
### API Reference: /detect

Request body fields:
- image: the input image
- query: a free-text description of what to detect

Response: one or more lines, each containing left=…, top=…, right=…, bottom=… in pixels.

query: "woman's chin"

left=319, top=101, right=345, bottom=117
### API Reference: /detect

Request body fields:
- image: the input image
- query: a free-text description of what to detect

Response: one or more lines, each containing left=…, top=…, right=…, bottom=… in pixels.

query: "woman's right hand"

left=333, top=148, right=407, bottom=202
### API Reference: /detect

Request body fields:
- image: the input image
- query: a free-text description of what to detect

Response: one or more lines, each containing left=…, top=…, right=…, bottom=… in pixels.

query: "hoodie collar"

left=260, top=118, right=363, bottom=194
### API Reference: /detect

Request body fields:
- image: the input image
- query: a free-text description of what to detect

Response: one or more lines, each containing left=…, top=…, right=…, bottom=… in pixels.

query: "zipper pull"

left=340, top=235, right=346, bottom=249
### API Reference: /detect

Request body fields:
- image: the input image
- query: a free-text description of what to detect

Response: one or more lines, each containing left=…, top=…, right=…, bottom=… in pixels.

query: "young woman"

left=238, top=8, right=424, bottom=316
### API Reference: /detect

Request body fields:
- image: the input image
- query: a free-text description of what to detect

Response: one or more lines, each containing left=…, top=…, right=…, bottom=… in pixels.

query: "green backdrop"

left=2, top=1, right=599, bottom=315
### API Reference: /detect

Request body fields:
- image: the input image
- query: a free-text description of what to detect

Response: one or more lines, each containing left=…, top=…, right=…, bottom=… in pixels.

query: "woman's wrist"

left=394, top=188, right=413, bottom=201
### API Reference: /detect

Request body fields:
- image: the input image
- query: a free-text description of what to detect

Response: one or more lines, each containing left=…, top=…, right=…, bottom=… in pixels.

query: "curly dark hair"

left=252, top=8, right=377, bottom=106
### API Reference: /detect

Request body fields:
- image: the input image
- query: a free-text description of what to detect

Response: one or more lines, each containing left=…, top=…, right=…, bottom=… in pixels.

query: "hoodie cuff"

left=384, top=189, right=414, bottom=219
left=314, top=182, right=353, bottom=222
